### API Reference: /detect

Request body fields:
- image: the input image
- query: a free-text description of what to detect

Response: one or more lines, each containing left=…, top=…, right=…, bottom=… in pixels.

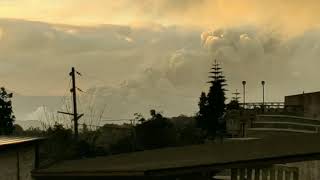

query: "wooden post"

left=34, top=143, right=39, bottom=169
left=70, top=67, right=78, bottom=140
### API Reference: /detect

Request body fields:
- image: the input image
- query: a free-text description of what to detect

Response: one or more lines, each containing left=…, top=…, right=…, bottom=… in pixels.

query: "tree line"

left=0, top=60, right=235, bottom=162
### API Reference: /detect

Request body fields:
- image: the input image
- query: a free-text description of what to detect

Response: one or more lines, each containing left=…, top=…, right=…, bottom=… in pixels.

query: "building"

left=285, top=91, right=320, bottom=119
left=0, top=136, right=44, bottom=180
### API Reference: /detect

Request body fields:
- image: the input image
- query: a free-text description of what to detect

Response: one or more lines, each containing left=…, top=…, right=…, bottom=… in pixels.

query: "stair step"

left=246, top=128, right=317, bottom=138
left=256, top=115, right=320, bottom=125
left=252, top=121, right=320, bottom=132
left=248, top=128, right=317, bottom=134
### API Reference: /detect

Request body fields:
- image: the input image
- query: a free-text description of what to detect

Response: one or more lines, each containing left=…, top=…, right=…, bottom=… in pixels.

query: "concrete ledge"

left=252, top=121, right=320, bottom=132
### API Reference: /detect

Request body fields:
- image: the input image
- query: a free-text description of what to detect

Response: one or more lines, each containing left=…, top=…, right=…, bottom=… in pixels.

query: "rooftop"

left=0, top=136, right=44, bottom=150
left=285, top=91, right=320, bottom=97
left=33, top=134, right=320, bottom=178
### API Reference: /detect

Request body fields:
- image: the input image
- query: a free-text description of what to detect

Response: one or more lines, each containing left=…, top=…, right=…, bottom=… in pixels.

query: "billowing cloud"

left=0, top=1, right=319, bottom=124
left=3, top=18, right=320, bottom=122
left=0, top=19, right=200, bottom=96
left=78, top=25, right=320, bottom=119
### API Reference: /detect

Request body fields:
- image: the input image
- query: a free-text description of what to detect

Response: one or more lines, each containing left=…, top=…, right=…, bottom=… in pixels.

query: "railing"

left=231, top=165, right=299, bottom=180
left=240, top=102, right=285, bottom=109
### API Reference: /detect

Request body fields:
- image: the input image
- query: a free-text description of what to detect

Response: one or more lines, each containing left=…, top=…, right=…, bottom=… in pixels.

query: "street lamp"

left=242, top=81, right=246, bottom=109
left=261, top=81, right=265, bottom=112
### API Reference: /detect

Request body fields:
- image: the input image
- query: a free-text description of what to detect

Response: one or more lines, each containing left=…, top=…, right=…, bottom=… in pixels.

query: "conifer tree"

left=196, top=60, right=227, bottom=138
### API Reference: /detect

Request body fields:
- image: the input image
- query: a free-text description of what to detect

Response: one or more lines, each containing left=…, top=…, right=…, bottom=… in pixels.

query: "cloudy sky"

left=2, top=0, right=320, bottom=120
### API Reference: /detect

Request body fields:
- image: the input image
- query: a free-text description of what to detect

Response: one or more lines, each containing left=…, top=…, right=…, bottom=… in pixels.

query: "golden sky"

left=1, top=0, right=320, bottom=34
left=2, top=0, right=320, bottom=118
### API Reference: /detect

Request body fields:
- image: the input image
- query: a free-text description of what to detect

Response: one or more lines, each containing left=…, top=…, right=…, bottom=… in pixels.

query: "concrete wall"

left=0, top=146, right=35, bottom=180
left=226, top=110, right=257, bottom=137
left=285, top=92, right=320, bottom=119
left=288, top=160, right=320, bottom=180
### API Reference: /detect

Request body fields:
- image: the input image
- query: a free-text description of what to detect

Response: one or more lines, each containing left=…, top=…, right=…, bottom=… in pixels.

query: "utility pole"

left=58, top=67, right=83, bottom=140
left=70, top=67, right=78, bottom=139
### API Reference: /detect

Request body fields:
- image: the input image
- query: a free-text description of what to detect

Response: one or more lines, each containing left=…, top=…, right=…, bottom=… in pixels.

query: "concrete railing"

left=231, top=165, right=298, bottom=180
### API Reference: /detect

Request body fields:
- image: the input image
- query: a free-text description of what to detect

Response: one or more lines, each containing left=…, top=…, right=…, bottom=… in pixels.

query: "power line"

left=57, top=78, right=72, bottom=111
left=78, top=72, right=110, bottom=86
left=100, top=118, right=132, bottom=122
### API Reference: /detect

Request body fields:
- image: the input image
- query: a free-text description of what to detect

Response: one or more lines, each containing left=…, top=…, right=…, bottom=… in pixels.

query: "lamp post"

left=242, top=81, right=246, bottom=109
left=261, top=81, right=265, bottom=112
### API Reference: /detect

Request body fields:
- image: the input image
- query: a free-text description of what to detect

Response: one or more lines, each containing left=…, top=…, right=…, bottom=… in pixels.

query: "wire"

left=77, top=89, right=99, bottom=97
left=55, top=78, right=72, bottom=109
left=78, top=72, right=110, bottom=86
left=100, top=119, right=132, bottom=122
left=77, top=89, right=84, bottom=117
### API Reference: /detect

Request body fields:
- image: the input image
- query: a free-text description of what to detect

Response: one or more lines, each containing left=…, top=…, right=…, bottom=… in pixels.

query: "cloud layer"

left=1, top=0, right=320, bottom=35
left=2, top=19, right=320, bottom=121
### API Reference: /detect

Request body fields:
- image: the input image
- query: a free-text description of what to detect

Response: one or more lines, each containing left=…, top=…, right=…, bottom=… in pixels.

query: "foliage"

left=171, top=115, right=204, bottom=145
left=109, top=135, right=134, bottom=154
left=196, top=61, right=227, bottom=139
left=176, top=123, right=204, bottom=145
left=135, top=110, right=177, bottom=150
left=226, top=100, right=241, bottom=110
left=0, top=87, right=15, bottom=135
left=134, top=113, right=146, bottom=124
left=44, top=123, right=74, bottom=160
left=12, top=110, right=204, bottom=163
left=12, top=124, right=24, bottom=135
left=196, top=92, right=208, bottom=131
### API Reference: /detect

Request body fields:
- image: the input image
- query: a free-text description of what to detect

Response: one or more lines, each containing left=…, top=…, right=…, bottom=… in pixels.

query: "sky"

left=2, top=0, right=320, bottom=120
left=1, top=0, right=320, bottom=34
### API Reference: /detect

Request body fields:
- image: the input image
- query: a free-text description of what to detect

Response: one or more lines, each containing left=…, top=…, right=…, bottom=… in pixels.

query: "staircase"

left=247, top=115, right=320, bottom=138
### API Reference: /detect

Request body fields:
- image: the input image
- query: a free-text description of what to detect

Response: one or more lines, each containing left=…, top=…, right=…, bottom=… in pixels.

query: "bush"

left=135, top=114, right=177, bottom=150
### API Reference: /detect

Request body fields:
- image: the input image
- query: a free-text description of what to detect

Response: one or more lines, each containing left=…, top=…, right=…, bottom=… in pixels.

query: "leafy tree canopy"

left=0, top=87, right=15, bottom=135
left=227, top=100, right=241, bottom=110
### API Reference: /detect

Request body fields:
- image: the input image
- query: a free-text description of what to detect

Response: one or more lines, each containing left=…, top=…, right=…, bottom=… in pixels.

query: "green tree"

left=0, top=87, right=15, bottom=135
left=196, top=60, right=227, bottom=138
left=135, top=110, right=177, bottom=150
left=12, top=124, right=24, bottom=135
left=226, top=100, right=240, bottom=110
left=196, top=92, right=208, bottom=130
